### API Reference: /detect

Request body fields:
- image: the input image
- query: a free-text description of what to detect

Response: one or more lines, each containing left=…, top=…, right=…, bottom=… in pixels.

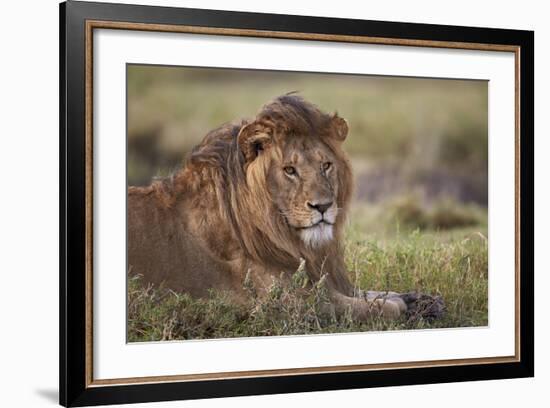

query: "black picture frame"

left=60, top=1, right=534, bottom=406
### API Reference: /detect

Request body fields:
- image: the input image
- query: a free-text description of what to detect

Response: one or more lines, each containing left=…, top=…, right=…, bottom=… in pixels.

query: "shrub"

left=390, top=195, right=481, bottom=230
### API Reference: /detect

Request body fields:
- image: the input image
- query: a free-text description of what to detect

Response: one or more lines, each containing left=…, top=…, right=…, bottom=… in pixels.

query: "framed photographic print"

left=59, top=1, right=534, bottom=406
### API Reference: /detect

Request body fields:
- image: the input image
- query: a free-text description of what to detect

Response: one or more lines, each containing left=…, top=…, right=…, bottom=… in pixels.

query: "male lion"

left=128, top=94, right=443, bottom=321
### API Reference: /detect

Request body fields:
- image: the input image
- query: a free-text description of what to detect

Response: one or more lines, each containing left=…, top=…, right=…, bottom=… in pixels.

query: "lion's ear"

left=329, top=115, right=349, bottom=142
left=237, top=123, right=272, bottom=162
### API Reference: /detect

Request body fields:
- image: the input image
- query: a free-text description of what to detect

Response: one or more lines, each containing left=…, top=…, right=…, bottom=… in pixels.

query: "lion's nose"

left=307, top=201, right=333, bottom=214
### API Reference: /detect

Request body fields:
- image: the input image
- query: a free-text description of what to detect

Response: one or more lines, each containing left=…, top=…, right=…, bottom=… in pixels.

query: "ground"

left=127, top=200, right=488, bottom=342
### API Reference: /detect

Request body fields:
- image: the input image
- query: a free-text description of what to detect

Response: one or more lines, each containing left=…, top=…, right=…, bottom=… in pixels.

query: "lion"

left=128, top=94, right=443, bottom=321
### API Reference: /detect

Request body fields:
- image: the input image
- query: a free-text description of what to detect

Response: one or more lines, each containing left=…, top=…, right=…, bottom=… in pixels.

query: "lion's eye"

left=322, top=162, right=332, bottom=171
left=283, top=166, right=297, bottom=176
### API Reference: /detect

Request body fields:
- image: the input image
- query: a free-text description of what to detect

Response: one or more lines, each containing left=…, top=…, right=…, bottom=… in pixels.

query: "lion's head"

left=184, top=94, right=353, bottom=272
left=237, top=95, right=352, bottom=248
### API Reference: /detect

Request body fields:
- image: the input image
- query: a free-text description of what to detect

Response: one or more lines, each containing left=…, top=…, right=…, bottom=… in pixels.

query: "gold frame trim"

left=84, top=20, right=521, bottom=388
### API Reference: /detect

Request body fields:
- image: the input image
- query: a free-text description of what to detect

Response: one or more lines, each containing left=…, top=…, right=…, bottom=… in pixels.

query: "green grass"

left=127, top=202, right=488, bottom=342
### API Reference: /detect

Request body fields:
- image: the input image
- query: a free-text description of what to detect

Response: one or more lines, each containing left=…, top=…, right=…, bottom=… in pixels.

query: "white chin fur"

left=300, top=223, right=333, bottom=248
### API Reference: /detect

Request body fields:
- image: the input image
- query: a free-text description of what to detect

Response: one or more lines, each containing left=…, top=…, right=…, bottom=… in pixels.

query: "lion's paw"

left=374, top=298, right=404, bottom=319
left=399, top=292, right=445, bottom=321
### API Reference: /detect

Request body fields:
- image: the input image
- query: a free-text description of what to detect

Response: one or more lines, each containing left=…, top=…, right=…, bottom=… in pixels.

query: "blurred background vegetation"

left=128, top=65, right=488, bottom=212
left=127, top=65, right=488, bottom=339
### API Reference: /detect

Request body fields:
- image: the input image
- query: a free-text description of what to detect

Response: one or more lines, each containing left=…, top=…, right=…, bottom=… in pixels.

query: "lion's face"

left=237, top=97, right=351, bottom=250
left=267, top=136, right=340, bottom=247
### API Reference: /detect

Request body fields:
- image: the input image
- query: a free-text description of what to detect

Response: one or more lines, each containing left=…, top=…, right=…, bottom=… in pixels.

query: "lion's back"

left=127, top=186, right=237, bottom=298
